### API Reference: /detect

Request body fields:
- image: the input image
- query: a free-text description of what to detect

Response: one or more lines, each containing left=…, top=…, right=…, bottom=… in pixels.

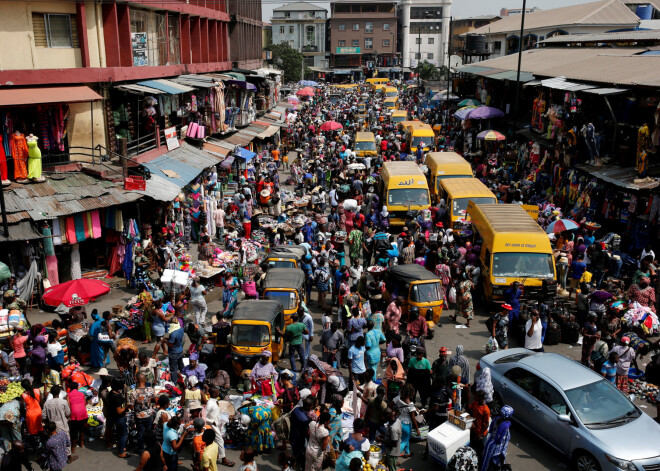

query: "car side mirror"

left=557, top=414, right=572, bottom=424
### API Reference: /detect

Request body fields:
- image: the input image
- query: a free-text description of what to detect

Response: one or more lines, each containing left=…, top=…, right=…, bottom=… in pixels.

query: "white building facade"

left=271, top=2, right=328, bottom=69
left=399, top=0, right=452, bottom=69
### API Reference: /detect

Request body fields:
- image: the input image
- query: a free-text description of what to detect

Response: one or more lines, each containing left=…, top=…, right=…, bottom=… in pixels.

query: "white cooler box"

left=161, top=269, right=175, bottom=291
left=428, top=422, right=470, bottom=467
left=173, top=270, right=190, bottom=291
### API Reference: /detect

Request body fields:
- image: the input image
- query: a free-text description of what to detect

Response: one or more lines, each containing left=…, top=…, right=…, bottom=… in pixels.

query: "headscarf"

left=260, top=349, right=272, bottom=358
left=448, top=345, right=471, bottom=383
left=475, top=367, right=494, bottom=403
left=480, top=405, right=514, bottom=471
left=385, top=357, right=406, bottom=382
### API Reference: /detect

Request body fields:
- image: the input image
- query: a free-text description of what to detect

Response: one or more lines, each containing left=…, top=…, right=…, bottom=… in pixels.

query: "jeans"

left=289, top=343, right=306, bottom=372
left=557, top=261, right=568, bottom=289
left=135, top=416, right=154, bottom=451
left=168, top=351, right=184, bottom=382
left=115, top=415, right=128, bottom=454
left=303, top=337, right=312, bottom=361
left=164, top=452, right=178, bottom=471
left=400, top=421, right=412, bottom=455
left=368, top=420, right=386, bottom=442
left=592, top=269, right=605, bottom=289
left=216, top=226, right=224, bottom=242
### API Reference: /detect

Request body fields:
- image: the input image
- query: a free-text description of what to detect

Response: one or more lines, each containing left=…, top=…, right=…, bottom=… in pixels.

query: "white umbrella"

left=348, top=163, right=366, bottom=170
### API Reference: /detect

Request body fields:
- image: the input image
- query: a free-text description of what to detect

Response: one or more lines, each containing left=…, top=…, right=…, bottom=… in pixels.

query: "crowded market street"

left=0, top=78, right=659, bottom=471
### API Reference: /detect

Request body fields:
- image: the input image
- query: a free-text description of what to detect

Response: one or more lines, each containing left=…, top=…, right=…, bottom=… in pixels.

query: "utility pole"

left=445, top=16, right=452, bottom=123
left=417, top=27, right=421, bottom=86
left=513, top=0, right=527, bottom=133
left=0, top=183, right=8, bottom=239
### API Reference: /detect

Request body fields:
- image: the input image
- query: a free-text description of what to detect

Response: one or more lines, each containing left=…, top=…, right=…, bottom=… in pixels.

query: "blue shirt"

left=348, top=345, right=366, bottom=374
left=571, top=261, right=587, bottom=280
left=168, top=327, right=184, bottom=354
left=302, top=312, right=314, bottom=341
left=347, top=317, right=367, bottom=342
left=336, top=450, right=363, bottom=471
left=162, top=424, right=178, bottom=455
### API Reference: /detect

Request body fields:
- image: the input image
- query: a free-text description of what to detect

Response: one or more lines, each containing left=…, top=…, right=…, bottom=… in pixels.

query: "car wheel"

left=573, top=452, right=601, bottom=471
left=490, top=393, right=503, bottom=416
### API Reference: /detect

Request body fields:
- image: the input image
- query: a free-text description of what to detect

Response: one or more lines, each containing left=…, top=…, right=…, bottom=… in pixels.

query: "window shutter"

left=32, top=13, right=48, bottom=47
left=70, top=15, right=79, bottom=48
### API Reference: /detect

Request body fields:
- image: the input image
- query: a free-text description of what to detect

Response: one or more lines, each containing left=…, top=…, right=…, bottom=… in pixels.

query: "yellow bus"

left=354, top=132, right=378, bottom=157
left=383, top=96, right=399, bottom=110
left=439, top=177, right=497, bottom=229
left=379, top=161, right=430, bottom=226
left=366, top=78, right=389, bottom=89
left=374, top=84, right=387, bottom=94
left=383, top=86, right=398, bottom=97
left=391, top=110, right=408, bottom=125
left=467, top=202, right=557, bottom=303
left=404, top=122, right=435, bottom=152
left=424, top=152, right=474, bottom=202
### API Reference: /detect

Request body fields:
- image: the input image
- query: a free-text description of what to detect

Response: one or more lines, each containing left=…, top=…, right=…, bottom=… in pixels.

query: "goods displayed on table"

left=0, top=378, right=24, bottom=403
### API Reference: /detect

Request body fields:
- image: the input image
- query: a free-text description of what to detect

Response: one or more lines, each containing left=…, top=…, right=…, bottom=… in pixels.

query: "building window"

left=365, top=22, right=373, bottom=33
left=415, top=37, right=421, bottom=45
left=415, top=53, right=421, bottom=60
left=492, top=40, right=502, bottom=51
left=428, top=37, right=434, bottom=44
left=353, top=23, right=359, bottom=31
left=338, top=40, right=346, bottom=47
left=306, top=25, right=315, bottom=45
left=32, top=13, right=79, bottom=48
left=383, top=23, right=390, bottom=31
left=411, top=6, right=442, bottom=19
left=427, top=52, right=434, bottom=59
left=365, top=37, right=373, bottom=49
left=289, top=26, right=294, bottom=34
left=338, top=23, right=346, bottom=31
left=383, top=39, right=390, bottom=47
left=410, top=22, right=442, bottom=34
left=130, top=8, right=167, bottom=66
left=352, top=39, right=359, bottom=47
left=167, top=13, right=180, bottom=65
left=280, top=26, right=285, bottom=34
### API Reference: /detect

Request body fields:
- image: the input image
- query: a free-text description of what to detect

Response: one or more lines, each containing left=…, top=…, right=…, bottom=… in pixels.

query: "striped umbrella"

left=546, top=219, right=580, bottom=234
left=477, top=130, right=506, bottom=141
left=458, top=98, right=481, bottom=107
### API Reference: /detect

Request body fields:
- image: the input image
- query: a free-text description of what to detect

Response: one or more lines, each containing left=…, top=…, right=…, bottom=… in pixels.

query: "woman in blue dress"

left=88, top=311, right=107, bottom=368
left=238, top=400, right=275, bottom=453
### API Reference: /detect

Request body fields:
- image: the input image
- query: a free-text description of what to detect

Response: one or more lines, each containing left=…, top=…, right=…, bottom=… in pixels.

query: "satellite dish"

left=449, top=55, right=463, bottom=72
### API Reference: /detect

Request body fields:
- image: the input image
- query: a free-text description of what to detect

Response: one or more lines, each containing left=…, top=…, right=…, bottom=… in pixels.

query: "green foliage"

left=265, top=42, right=305, bottom=83
left=415, top=60, right=444, bottom=81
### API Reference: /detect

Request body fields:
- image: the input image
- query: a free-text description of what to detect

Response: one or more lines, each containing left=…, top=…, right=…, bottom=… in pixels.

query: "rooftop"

left=273, top=2, right=327, bottom=12
left=540, top=29, right=660, bottom=44
left=469, top=0, right=641, bottom=35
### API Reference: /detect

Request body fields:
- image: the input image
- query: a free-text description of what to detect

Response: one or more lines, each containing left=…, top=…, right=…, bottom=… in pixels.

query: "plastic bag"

left=486, top=336, right=499, bottom=353
left=448, top=286, right=457, bottom=304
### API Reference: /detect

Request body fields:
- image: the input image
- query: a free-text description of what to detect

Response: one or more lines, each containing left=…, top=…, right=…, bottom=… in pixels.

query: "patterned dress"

left=348, top=229, right=363, bottom=263
left=239, top=405, right=274, bottom=453
left=457, top=279, right=474, bottom=320
left=327, top=406, right=343, bottom=450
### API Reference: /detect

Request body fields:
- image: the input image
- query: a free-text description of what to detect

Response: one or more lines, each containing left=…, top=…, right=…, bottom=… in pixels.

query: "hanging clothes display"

left=10, top=131, right=28, bottom=181
left=43, top=225, right=60, bottom=286
left=26, top=137, right=43, bottom=181
left=0, top=135, right=8, bottom=184
left=70, top=243, right=82, bottom=280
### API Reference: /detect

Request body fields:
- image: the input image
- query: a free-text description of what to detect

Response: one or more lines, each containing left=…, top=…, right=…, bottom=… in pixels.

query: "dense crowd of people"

left=0, top=79, right=658, bottom=471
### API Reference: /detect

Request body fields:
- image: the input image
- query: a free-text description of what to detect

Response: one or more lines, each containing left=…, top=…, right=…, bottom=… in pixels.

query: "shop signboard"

left=131, top=32, right=148, bottom=66
left=164, top=126, right=180, bottom=151
left=336, top=47, right=360, bottom=54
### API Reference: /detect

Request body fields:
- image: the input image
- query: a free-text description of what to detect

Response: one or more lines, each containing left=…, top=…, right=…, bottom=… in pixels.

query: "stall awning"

left=137, top=79, right=195, bottom=94
left=225, top=72, right=246, bottom=81
left=580, top=87, right=629, bottom=96
left=115, top=83, right=164, bottom=95
left=203, top=142, right=231, bottom=158
left=0, top=86, right=102, bottom=107
left=487, top=70, right=535, bottom=82
left=0, top=221, right=43, bottom=243
left=235, top=147, right=256, bottom=162
left=256, top=125, right=280, bottom=139
left=227, top=80, right=257, bottom=91
left=540, top=76, right=597, bottom=91
left=220, top=156, right=235, bottom=169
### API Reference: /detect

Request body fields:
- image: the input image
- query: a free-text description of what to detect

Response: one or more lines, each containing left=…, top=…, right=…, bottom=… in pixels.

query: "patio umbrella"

left=43, top=278, right=111, bottom=307
left=466, top=106, right=505, bottom=120
left=296, top=87, right=315, bottom=97
left=454, top=106, right=482, bottom=120
left=477, top=130, right=506, bottom=141
left=287, top=95, right=300, bottom=105
left=320, top=121, right=343, bottom=131
left=458, top=98, right=481, bottom=107
left=546, top=219, right=580, bottom=234
left=298, top=80, right=319, bottom=86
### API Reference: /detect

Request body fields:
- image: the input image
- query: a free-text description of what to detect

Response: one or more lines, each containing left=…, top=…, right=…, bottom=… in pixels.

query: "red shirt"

left=468, top=401, right=491, bottom=437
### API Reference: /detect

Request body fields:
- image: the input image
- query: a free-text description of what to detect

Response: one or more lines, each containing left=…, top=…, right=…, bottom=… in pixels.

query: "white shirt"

left=47, top=342, right=62, bottom=358
left=524, top=319, right=543, bottom=350
left=349, top=265, right=364, bottom=286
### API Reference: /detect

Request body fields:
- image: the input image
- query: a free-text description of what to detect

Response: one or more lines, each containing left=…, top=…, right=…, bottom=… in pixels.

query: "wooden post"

left=118, top=137, right=128, bottom=178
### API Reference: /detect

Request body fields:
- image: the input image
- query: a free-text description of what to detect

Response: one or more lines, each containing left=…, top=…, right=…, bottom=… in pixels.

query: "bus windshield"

left=411, top=136, right=431, bottom=149
left=264, top=290, right=297, bottom=310
left=452, top=197, right=497, bottom=216
left=492, top=252, right=555, bottom=278
left=355, top=141, right=376, bottom=151
left=231, top=325, right=270, bottom=347
left=388, top=189, right=430, bottom=206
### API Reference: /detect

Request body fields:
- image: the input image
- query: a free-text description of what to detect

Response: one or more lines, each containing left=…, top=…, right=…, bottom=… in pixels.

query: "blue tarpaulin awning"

left=137, top=79, right=194, bottom=95
left=235, top=147, right=256, bottom=162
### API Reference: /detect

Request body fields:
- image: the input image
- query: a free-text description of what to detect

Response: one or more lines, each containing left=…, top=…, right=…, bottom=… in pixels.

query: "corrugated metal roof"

left=575, top=163, right=660, bottom=190
left=142, top=143, right=218, bottom=193
left=469, top=0, right=640, bottom=35
left=115, top=84, right=164, bottom=95
left=0, top=221, right=43, bottom=243
left=137, top=79, right=194, bottom=95
left=256, top=125, right=280, bottom=139
left=203, top=142, right=231, bottom=158
left=540, top=29, right=660, bottom=44
left=273, top=2, right=326, bottom=11
left=642, top=50, right=660, bottom=55
left=541, top=76, right=597, bottom=90
left=458, top=47, right=660, bottom=87
left=487, top=70, right=536, bottom=82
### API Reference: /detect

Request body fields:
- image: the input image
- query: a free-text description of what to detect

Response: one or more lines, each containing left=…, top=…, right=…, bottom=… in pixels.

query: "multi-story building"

left=329, top=0, right=398, bottom=70
left=228, top=0, right=263, bottom=70
left=399, top=0, right=452, bottom=68
left=271, top=2, right=328, bottom=69
left=500, top=6, right=542, bottom=16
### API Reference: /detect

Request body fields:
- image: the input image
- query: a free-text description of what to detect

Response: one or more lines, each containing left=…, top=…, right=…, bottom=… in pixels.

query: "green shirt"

left=408, top=357, right=431, bottom=370
left=285, top=322, right=305, bottom=346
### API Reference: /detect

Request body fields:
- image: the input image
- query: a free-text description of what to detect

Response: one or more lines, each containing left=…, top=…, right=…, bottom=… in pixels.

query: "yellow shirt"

left=201, top=442, right=218, bottom=471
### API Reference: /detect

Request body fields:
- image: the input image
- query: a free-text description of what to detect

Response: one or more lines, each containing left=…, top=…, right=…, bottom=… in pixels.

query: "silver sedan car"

left=477, top=348, right=660, bottom=471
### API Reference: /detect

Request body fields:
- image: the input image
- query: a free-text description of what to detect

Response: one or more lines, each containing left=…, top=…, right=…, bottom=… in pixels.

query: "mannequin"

left=637, top=123, right=651, bottom=170
left=26, top=134, right=45, bottom=182
left=10, top=130, right=28, bottom=182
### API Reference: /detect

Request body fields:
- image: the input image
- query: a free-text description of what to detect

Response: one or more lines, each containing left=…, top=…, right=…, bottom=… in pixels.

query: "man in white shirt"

left=525, top=310, right=544, bottom=352
left=205, top=386, right=233, bottom=466
left=329, top=186, right=339, bottom=208
left=348, top=259, right=364, bottom=288
left=213, top=204, right=225, bottom=243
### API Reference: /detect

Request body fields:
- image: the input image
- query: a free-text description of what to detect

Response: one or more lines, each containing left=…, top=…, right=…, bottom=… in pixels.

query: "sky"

left=261, top=0, right=599, bottom=22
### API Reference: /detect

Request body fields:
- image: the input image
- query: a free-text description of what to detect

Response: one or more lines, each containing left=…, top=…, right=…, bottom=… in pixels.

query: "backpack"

left=273, top=408, right=293, bottom=441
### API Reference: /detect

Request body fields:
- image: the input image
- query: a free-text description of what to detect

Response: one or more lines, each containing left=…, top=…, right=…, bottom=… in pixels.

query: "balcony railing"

left=302, top=45, right=318, bottom=52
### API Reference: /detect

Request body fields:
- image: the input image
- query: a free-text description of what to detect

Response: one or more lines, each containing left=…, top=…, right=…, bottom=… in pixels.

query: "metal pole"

left=417, top=27, right=421, bottom=86
left=90, top=101, right=95, bottom=164
left=445, top=16, right=452, bottom=124
left=0, top=183, right=8, bottom=238
left=512, top=0, right=527, bottom=133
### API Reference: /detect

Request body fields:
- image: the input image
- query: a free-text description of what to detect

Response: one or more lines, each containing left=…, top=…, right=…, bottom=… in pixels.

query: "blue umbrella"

left=298, top=80, right=319, bottom=87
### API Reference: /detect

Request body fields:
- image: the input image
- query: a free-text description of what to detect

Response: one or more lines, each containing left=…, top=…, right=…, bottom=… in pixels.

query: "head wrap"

left=475, top=367, right=494, bottom=403
left=189, top=352, right=199, bottom=361
left=500, top=405, right=514, bottom=418
left=260, top=349, right=272, bottom=358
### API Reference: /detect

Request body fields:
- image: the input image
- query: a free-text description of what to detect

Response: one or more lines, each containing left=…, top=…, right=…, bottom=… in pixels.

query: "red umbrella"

left=320, top=121, right=343, bottom=131
left=43, top=279, right=111, bottom=307
left=296, top=87, right=315, bottom=97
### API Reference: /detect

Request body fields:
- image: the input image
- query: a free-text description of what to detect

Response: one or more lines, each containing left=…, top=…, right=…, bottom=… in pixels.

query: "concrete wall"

left=0, top=1, right=104, bottom=71
left=68, top=100, right=107, bottom=162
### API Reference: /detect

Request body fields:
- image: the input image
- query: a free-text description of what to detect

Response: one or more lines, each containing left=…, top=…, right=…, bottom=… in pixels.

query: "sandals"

left=222, top=459, right=236, bottom=467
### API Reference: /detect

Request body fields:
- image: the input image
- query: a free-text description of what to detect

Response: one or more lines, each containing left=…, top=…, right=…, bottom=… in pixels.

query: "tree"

left=415, top=60, right=442, bottom=81
left=265, top=42, right=305, bottom=83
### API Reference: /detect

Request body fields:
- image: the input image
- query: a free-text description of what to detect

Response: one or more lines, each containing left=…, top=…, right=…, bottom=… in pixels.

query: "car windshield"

left=231, top=325, right=270, bottom=347
left=410, top=282, right=441, bottom=303
left=388, top=189, right=430, bottom=206
left=411, top=136, right=431, bottom=149
left=492, top=252, right=555, bottom=278
left=355, top=141, right=376, bottom=151
left=264, top=290, right=297, bottom=310
left=565, top=379, right=639, bottom=427
left=268, top=260, right=296, bottom=269
left=452, top=197, right=496, bottom=216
